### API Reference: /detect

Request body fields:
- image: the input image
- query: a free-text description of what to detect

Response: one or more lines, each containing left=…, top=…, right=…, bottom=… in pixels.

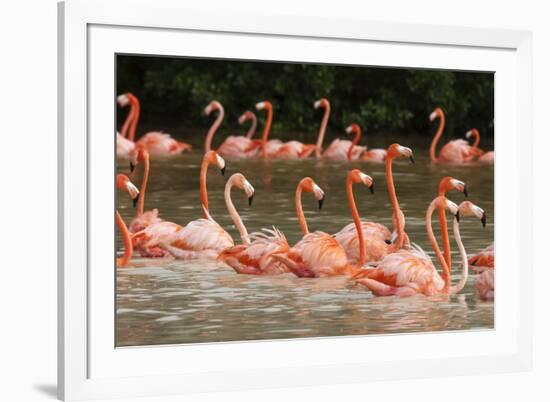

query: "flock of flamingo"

left=115, top=93, right=495, bottom=301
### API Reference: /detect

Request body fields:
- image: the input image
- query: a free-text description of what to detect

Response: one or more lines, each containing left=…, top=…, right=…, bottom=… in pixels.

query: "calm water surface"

left=116, top=140, right=494, bottom=347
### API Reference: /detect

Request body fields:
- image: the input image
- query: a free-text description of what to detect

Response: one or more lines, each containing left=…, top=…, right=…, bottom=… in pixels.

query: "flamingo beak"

left=220, top=167, right=226, bottom=176
left=369, top=183, right=374, bottom=194
left=130, top=162, right=135, bottom=173
left=481, top=212, right=487, bottom=228
left=463, top=185, right=468, bottom=198
left=409, top=155, right=415, bottom=164
left=248, top=194, right=254, bottom=206
left=318, top=196, right=325, bottom=209
left=385, top=239, right=392, bottom=245
left=455, top=212, right=460, bottom=223
left=133, top=194, right=139, bottom=208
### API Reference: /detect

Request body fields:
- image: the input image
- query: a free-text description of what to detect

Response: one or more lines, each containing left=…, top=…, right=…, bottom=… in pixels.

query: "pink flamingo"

left=469, top=243, right=494, bottom=272
left=344, top=123, right=387, bottom=162
left=465, top=128, right=495, bottom=164
left=429, top=107, right=478, bottom=163
left=476, top=266, right=494, bottom=301
left=115, top=174, right=140, bottom=267
left=117, top=93, right=192, bottom=157
left=334, top=144, right=414, bottom=264
left=204, top=102, right=260, bottom=158
left=313, top=99, right=365, bottom=160
left=256, top=100, right=316, bottom=160
left=116, top=96, right=137, bottom=158
left=217, top=175, right=293, bottom=275
left=127, top=147, right=164, bottom=234
left=270, top=172, right=373, bottom=278
left=354, top=198, right=485, bottom=297
left=436, top=176, right=468, bottom=291
left=159, top=172, right=256, bottom=260
left=131, top=151, right=226, bottom=258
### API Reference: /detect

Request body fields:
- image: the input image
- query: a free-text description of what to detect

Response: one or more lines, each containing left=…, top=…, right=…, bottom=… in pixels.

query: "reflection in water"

left=116, top=147, right=494, bottom=347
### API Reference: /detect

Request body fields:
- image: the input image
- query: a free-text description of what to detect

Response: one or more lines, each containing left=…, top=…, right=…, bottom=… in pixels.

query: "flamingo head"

left=458, top=201, right=487, bottom=228
left=429, top=107, right=443, bottom=122
left=117, top=94, right=130, bottom=107
left=255, top=100, right=272, bottom=111
left=387, top=143, right=415, bottom=164
left=435, top=196, right=460, bottom=222
left=439, top=176, right=468, bottom=198
left=345, top=123, right=362, bottom=136
left=313, top=98, right=330, bottom=109
left=204, top=150, right=226, bottom=176
left=230, top=173, right=255, bottom=206
left=238, top=111, right=254, bottom=125
left=349, top=169, right=374, bottom=194
left=300, top=177, right=325, bottom=209
left=203, top=100, right=222, bottom=116
left=116, top=174, right=140, bottom=208
left=129, top=146, right=148, bottom=173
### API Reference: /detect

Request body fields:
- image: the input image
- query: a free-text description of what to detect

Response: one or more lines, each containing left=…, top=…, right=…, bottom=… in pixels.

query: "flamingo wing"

left=334, top=221, right=392, bottom=263
left=136, top=131, right=192, bottom=156
left=129, top=209, right=163, bottom=233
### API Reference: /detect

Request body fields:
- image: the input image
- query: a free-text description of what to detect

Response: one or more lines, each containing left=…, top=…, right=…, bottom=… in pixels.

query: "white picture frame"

left=58, top=0, right=533, bottom=400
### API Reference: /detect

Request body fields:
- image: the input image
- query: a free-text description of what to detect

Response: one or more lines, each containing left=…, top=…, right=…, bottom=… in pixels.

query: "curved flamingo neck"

left=225, top=177, right=250, bottom=245
left=437, top=187, right=452, bottom=290
left=346, top=177, right=366, bottom=266
left=385, top=156, right=405, bottom=249
left=450, top=216, right=469, bottom=295
left=137, top=153, right=149, bottom=216
left=347, top=127, right=361, bottom=161
left=205, top=106, right=225, bottom=152
left=245, top=114, right=257, bottom=139
left=426, top=199, right=451, bottom=292
left=295, top=184, right=308, bottom=235
left=128, top=95, right=140, bottom=142
left=200, top=157, right=213, bottom=217
left=471, top=129, right=480, bottom=149
left=315, top=104, right=331, bottom=159
left=429, top=112, right=445, bottom=162
left=261, top=106, right=273, bottom=159
left=120, top=101, right=136, bottom=138
left=116, top=210, right=133, bottom=267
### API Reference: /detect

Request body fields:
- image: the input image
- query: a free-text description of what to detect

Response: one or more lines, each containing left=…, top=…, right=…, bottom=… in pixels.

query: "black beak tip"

left=409, top=155, right=415, bottom=164
left=220, top=167, right=226, bottom=176
left=248, top=195, right=254, bottom=207
left=385, top=239, right=392, bottom=245
left=455, top=212, right=460, bottom=222
left=318, top=197, right=325, bottom=210
left=132, top=197, right=138, bottom=208
left=481, top=212, right=487, bottom=228
left=130, top=162, right=135, bottom=173
left=369, top=183, right=374, bottom=194
left=463, top=186, right=468, bottom=198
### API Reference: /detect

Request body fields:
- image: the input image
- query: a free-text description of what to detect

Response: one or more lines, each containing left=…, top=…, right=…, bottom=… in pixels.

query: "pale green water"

left=115, top=144, right=494, bottom=347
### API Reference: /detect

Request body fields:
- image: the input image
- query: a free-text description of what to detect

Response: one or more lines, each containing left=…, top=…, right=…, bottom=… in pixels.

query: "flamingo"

left=313, top=99, right=365, bottom=160
left=354, top=198, right=486, bottom=297
left=254, top=100, right=316, bottom=160
left=345, top=123, right=388, bottom=163
left=204, top=102, right=260, bottom=158
left=252, top=100, right=284, bottom=158
left=270, top=171, right=374, bottom=278
left=159, top=172, right=256, bottom=260
left=436, top=176, right=468, bottom=291
left=217, top=175, right=293, bottom=275
left=115, top=174, right=140, bottom=268
left=334, top=144, right=414, bottom=264
left=117, top=93, right=192, bottom=157
left=343, top=123, right=387, bottom=162
left=429, top=107, right=478, bottom=163
left=131, top=151, right=226, bottom=258
left=476, top=267, right=494, bottom=301
left=127, top=147, right=164, bottom=234
left=468, top=242, right=494, bottom=272
left=116, top=97, right=137, bottom=158
left=465, top=128, right=495, bottom=164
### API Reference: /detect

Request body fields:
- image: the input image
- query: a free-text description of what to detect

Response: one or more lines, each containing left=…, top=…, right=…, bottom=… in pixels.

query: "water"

left=116, top=142, right=494, bottom=347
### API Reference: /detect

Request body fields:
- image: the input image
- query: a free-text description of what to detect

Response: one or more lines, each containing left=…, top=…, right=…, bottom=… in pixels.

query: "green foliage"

left=117, top=55, right=494, bottom=146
